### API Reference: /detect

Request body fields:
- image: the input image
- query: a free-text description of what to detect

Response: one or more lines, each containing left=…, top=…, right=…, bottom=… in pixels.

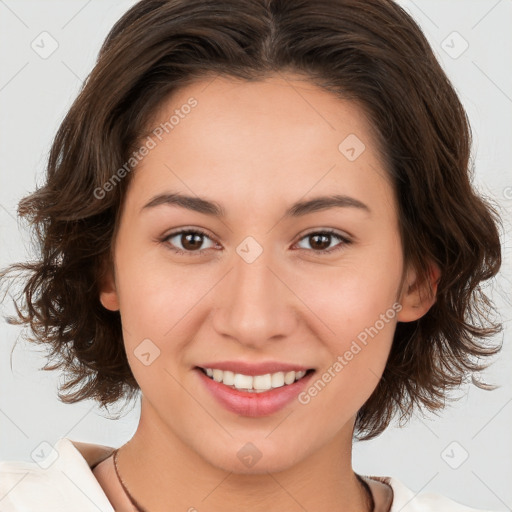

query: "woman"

left=0, top=0, right=503, bottom=510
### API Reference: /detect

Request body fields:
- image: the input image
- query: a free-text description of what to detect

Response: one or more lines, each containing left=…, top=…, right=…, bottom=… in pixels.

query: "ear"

left=396, top=262, right=440, bottom=322
left=98, top=257, right=120, bottom=312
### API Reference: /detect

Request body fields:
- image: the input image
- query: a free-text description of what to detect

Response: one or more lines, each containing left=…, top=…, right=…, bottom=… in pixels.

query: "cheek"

left=114, top=232, right=204, bottom=334
left=297, top=284, right=399, bottom=428
left=114, top=254, right=196, bottom=393
left=305, top=242, right=402, bottom=335
left=298, top=239, right=401, bottom=388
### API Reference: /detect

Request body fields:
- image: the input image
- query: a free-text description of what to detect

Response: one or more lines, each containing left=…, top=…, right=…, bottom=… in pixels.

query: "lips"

left=195, top=366, right=316, bottom=417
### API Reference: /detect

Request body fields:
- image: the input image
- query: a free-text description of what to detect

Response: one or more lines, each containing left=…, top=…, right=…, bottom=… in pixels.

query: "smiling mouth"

left=196, top=367, right=315, bottom=393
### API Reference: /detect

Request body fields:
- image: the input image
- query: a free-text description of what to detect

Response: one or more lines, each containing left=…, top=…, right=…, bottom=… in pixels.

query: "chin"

left=199, top=437, right=309, bottom=475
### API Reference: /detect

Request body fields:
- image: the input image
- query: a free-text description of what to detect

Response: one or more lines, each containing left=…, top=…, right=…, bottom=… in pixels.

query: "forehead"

left=127, top=74, right=394, bottom=220
left=150, top=74, right=382, bottom=153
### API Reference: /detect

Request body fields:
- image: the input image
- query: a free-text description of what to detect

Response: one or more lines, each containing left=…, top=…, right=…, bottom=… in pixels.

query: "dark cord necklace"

left=113, top=449, right=148, bottom=512
left=113, top=449, right=375, bottom=512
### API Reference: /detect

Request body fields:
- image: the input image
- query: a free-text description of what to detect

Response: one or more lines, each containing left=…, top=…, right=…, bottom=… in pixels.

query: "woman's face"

left=100, top=73, right=430, bottom=474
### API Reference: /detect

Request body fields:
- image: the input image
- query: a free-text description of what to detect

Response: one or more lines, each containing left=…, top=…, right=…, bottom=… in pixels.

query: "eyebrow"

left=140, top=192, right=371, bottom=217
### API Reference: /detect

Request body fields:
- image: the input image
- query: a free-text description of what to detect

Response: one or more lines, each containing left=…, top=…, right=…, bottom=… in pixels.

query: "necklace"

left=113, top=449, right=148, bottom=512
left=113, top=449, right=375, bottom=512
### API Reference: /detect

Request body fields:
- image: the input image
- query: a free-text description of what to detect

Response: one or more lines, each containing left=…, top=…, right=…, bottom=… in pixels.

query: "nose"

left=211, top=246, right=299, bottom=349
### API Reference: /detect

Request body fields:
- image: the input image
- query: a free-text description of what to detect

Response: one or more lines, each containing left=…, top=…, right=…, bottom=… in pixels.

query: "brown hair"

left=0, top=0, right=502, bottom=440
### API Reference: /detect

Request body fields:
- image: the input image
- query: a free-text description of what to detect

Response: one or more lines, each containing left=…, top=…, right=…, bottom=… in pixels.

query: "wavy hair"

left=0, top=0, right=502, bottom=439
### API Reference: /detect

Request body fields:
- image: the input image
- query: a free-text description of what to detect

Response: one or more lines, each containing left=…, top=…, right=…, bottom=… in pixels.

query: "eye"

left=294, top=230, right=352, bottom=254
left=161, top=228, right=352, bottom=257
left=161, top=228, right=218, bottom=256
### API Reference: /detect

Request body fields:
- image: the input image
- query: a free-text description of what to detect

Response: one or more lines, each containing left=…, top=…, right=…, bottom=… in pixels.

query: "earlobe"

left=98, top=259, right=120, bottom=312
left=100, top=288, right=120, bottom=312
left=396, top=262, right=441, bottom=323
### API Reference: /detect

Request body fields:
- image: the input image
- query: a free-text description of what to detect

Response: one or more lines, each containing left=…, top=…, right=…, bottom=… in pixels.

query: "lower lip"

left=195, top=368, right=315, bottom=417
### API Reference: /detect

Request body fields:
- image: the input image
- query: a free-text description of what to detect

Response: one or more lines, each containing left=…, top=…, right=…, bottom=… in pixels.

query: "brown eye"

left=296, top=230, right=352, bottom=254
left=179, top=232, right=204, bottom=251
left=308, top=233, right=332, bottom=251
left=163, top=229, right=216, bottom=256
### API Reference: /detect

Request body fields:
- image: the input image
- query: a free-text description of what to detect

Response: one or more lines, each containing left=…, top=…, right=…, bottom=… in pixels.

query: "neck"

left=115, top=397, right=371, bottom=511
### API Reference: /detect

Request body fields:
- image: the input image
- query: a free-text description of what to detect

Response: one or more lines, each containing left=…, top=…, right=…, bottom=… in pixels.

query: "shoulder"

left=370, top=475, right=497, bottom=512
left=0, top=438, right=116, bottom=512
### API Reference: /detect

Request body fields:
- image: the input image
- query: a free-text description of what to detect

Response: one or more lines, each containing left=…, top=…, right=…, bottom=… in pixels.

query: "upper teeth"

left=204, top=368, right=308, bottom=392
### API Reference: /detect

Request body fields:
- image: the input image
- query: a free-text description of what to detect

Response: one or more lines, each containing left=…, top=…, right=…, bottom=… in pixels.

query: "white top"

left=0, top=437, right=493, bottom=511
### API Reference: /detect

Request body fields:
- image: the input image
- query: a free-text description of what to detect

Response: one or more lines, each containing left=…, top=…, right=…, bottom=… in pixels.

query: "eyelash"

left=161, top=228, right=352, bottom=257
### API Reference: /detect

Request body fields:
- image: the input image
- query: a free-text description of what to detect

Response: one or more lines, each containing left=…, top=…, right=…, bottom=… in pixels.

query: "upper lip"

left=196, top=361, right=314, bottom=376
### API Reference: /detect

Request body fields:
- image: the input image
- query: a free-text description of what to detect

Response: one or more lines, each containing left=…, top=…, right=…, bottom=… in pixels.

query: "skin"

left=97, top=73, right=437, bottom=511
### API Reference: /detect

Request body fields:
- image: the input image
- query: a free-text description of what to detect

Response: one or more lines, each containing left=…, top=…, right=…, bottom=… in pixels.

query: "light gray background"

left=1, top=0, right=511, bottom=510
